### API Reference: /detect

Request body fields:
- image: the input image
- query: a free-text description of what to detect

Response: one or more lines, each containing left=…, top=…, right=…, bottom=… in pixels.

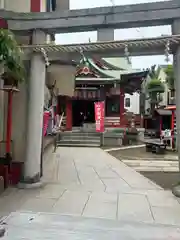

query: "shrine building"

left=58, top=56, right=148, bottom=130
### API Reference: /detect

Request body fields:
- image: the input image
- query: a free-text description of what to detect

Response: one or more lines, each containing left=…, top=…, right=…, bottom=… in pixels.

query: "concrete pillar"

left=22, top=30, right=46, bottom=185
left=0, top=0, right=4, bottom=8
left=97, top=29, right=114, bottom=42
left=172, top=19, right=180, bottom=166
left=56, top=0, right=69, bottom=11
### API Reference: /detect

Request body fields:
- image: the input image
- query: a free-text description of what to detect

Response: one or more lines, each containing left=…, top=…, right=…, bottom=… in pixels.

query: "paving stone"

left=20, top=198, right=56, bottom=212
left=83, top=192, right=117, bottom=219
left=93, top=167, right=119, bottom=179
left=103, top=178, right=131, bottom=193
left=152, top=206, right=180, bottom=225
left=52, top=190, right=90, bottom=215
left=35, top=184, right=66, bottom=199
left=4, top=212, right=180, bottom=239
left=147, top=190, right=180, bottom=208
left=118, top=193, right=153, bottom=223
left=1, top=147, right=180, bottom=227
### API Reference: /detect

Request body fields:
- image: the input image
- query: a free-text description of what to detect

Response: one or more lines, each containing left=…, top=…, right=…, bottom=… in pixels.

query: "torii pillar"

left=20, top=30, right=46, bottom=186
left=171, top=20, right=180, bottom=196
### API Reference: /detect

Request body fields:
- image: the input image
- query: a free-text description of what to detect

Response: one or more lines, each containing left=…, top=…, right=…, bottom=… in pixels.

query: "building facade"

left=58, top=56, right=148, bottom=130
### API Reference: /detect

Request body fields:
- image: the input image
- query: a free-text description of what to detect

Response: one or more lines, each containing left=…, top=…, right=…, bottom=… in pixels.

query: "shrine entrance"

left=72, top=100, right=95, bottom=126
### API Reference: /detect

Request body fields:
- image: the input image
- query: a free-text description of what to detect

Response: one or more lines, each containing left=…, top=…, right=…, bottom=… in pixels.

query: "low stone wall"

left=102, top=132, right=124, bottom=147
left=101, top=128, right=145, bottom=147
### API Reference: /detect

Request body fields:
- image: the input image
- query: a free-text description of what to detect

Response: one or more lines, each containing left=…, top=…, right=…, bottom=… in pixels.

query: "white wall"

left=4, top=0, right=30, bottom=12
left=124, top=92, right=140, bottom=114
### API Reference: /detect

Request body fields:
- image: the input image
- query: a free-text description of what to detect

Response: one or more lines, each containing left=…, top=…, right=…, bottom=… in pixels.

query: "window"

left=106, top=96, right=120, bottom=116
left=125, top=98, right=131, bottom=107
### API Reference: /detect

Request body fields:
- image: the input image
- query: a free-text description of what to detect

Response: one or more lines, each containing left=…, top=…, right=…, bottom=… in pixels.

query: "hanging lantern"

left=164, top=40, right=170, bottom=63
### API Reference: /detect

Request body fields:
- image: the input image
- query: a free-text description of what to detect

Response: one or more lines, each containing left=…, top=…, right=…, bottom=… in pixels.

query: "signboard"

left=109, top=87, right=120, bottom=95
left=73, top=89, right=100, bottom=99
left=94, top=101, right=105, bottom=132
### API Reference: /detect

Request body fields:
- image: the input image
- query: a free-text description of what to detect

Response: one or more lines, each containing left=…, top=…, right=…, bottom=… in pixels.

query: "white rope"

left=40, top=47, right=50, bottom=67
left=22, top=35, right=180, bottom=54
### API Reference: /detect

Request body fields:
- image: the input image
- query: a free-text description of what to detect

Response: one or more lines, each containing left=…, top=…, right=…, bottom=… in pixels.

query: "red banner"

left=43, top=111, right=50, bottom=136
left=94, top=101, right=105, bottom=132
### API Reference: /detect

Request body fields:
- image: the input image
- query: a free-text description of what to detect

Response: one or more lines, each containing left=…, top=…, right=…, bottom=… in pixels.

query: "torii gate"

left=19, top=34, right=180, bottom=187
left=2, top=1, right=180, bottom=189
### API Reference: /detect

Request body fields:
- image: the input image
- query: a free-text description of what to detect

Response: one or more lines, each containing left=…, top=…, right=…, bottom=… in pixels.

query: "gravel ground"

left=109, top=147, right=177, bottom=160
left=109, top=147, right=179, bottom=190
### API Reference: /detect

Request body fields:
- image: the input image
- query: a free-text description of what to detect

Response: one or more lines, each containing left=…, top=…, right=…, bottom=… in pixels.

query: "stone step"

left=4, top=212, right=180, bottom=239
left=60, top=135, right=101, bottom=141
left=57, top=143, right=100, bottom=147
left=61, top=131, right=100, bottom=137
left=58, top=139, right=100, bottom=143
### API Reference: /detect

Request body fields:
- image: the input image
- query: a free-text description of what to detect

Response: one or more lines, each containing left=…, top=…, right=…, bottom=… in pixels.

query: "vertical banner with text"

left=43, top=111, right=50, bottom=136
left=94, top=101, right=105, bottom=132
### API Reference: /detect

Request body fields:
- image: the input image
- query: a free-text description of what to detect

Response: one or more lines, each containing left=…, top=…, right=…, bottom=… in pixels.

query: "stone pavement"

left=1, top=147, right=180, bottom=227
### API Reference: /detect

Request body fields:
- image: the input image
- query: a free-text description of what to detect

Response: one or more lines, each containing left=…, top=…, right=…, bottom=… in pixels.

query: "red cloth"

left=0, top=18, right=8, bottom=28
left=94, top=101, right=105, bottom=132
left=43, top=111, right=50, bottom=136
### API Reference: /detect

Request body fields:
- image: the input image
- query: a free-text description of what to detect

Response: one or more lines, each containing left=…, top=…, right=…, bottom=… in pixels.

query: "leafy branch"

left=0, top=29, right=25, bottom=82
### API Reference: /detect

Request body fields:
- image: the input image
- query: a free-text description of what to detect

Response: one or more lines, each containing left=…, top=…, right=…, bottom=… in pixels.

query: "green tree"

left=164, top=64, right=174, bottom=96
left=147, top=65, right=165, bottom=113
left=0, top=29, right=25, bottom=82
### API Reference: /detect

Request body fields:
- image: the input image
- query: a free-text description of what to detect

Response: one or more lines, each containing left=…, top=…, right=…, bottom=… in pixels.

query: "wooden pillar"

left=66, top=98, right=72, bottom=131
left=6, top=91, right=13, bottom=154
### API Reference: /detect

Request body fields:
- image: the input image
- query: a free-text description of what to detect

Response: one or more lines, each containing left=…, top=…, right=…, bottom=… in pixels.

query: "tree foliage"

left=0, top=29, right=25, bottom=82
left=164, top=64, right=174, bottom=90
left=147, top=65, right=165, bottom=112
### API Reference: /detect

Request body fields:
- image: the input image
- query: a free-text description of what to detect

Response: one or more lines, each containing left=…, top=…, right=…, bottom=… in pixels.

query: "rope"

left=21, top=35, right=180, bottom=53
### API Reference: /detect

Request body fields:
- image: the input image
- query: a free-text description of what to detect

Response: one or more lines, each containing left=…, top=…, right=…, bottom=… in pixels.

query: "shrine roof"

left=75, top=55, right=147, bottom=85
left=120, top=70, right=149, bottom=93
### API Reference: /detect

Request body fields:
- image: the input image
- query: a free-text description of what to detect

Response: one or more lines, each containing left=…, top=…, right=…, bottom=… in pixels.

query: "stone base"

left=18, top=181, right=44, bottom=189
left=18, top=173, right=44, bottom=189
left=172, top=185, right=180, bottom=197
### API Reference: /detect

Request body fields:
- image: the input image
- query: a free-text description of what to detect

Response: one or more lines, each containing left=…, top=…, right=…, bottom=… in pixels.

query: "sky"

left=55, top=0, right=172, bottom=69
